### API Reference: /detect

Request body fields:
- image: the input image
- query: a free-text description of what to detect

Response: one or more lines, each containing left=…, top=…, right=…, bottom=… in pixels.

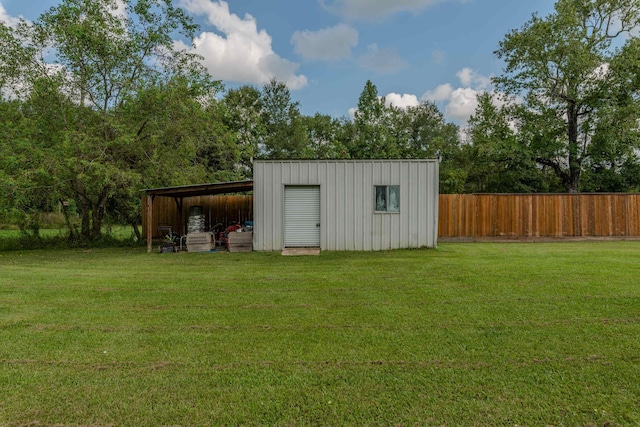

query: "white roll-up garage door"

left=284, top=185, right=320, bottom=247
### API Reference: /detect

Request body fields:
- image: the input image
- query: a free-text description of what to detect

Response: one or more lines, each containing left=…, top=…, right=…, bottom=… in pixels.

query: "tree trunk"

left=566, top=165, right=581, bottom=193
left=91, top=191, right=109, bottom=239
left=60, top=199, right=76, bottom=239
left=91, top=209, right=102, bottom=239
left=130, top=221, right=141, bottom=241
left=80, top=201, right=91, bottom=239
left=566, top=180, right=579, bottom=193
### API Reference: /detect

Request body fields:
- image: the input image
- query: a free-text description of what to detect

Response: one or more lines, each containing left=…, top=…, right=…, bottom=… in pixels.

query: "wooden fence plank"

left=437, top=194, right=640, bottom=239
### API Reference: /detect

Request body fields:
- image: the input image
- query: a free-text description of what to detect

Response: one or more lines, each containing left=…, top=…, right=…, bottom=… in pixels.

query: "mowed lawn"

left=1, top=243, right=639, bottom=426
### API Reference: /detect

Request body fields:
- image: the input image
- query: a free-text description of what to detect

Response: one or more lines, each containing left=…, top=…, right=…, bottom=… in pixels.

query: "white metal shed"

left=253, top=159, right=439, bottom=251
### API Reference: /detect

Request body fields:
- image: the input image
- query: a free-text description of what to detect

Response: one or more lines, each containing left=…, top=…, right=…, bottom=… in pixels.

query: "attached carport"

left=143, top=180, right=253, bottom=253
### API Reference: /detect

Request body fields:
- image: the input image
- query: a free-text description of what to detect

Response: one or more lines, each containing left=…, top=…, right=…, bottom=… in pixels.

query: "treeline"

left=1, top=0, right=639, bottom=241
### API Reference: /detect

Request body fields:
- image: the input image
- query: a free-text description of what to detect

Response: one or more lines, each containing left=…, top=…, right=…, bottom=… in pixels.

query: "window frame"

left=374, top=185, right=400, bottom=213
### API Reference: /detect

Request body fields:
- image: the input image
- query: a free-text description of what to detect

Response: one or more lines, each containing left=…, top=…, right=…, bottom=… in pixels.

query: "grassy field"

left=0, top=225, right=136, bottom=240
left=1, top=242, right=639, bottom=426
left=0, top=226, right=138, bottom=251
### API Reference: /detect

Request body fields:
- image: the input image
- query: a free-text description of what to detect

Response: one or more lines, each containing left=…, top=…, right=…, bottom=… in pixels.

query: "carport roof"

left=144, top=180, right=253, bottom=198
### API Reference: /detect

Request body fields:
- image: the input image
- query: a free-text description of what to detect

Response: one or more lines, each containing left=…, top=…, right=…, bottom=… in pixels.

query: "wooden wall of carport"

left=142, top=195, right=253, bottom=239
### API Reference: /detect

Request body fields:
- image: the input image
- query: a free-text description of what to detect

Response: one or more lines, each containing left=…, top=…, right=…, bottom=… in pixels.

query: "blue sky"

left=0, top=0, right=557, bottom=125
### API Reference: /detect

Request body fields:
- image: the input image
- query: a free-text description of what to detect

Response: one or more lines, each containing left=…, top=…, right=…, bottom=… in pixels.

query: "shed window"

left=375, top=185, right=399, bottom=212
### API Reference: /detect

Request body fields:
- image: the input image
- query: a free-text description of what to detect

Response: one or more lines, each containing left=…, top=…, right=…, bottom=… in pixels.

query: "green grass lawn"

left=1, top=242, right=639, bottom=426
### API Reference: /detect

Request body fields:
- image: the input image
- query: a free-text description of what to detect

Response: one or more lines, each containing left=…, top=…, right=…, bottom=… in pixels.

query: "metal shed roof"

left=144, top=180, right=253, bottom=198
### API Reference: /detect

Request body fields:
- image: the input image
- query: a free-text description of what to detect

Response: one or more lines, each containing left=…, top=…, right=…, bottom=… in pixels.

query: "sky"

left=0, top=0, right=558, bottom=126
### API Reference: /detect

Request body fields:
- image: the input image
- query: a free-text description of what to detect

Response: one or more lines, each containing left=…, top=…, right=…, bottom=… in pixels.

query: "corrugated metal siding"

left=253, top=160, right=439, bottom=251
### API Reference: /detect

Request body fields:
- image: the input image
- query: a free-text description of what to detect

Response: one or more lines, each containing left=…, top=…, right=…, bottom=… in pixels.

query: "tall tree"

left=581, top=36, right=640, bottom=192
left=109, top=76, right=233, bottom=237
left=346, top=81, right=465, bottom=191
left=494, top=0, right=640, bottom=192
left=0, top=97, right=59, bottom=234
left=302, top=113, right=350, bottom=159
left=0, top=0, right=219, bottom=239
left=466, top=93, right=555, bottom=193
left=221, top=85, right=265, bottom=176
left=397, top=101, right=465, bottom=193
left=260, top=79, right=310, bottom=159
left=349, top=80, right=398, bottom=159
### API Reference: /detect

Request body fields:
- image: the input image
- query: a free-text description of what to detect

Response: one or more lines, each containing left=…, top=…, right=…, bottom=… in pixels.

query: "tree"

left=349, top=80, right=398, bottom=159
left=221, top=85, right=265, bottom=176
left=345, top=81, right=466, bottom=191
left=109, top=76, right=233, bottom=238
left=0, top=0, right=219, bottom=239
left=466, top=93, right=555, bottom=193
left=302, top=113, right=350, bottom=159
left=399, top=102, right=466, bottom=193
left=581, top=36, right=640, bottom=192
left=260, top=79, right=310, bottom=159
left=0, top=97, right=59, bottom=234
left=494, top=0, right=640, bottom=192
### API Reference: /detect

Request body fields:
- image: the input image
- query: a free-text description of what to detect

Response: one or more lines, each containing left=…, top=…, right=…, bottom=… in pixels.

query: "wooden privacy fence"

left=144, top=193, right=640, bottom=240
left=143, top=195, right=253, bottom=238
left=438, top=193, right=640, bottom=240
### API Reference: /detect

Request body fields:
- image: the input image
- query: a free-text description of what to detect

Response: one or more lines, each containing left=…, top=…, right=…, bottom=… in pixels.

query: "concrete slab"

left=281, top=248, right=320, bottom=256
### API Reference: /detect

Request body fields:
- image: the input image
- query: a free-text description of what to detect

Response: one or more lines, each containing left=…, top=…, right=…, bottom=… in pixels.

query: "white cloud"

left=423, top=83, right=453, bottom=102
left=443, top=87, right=481, bottom=123
left=421, top=68, right=495, bottom=125
left=358, top=44, right=409, bottom=75
left=291, top=24, right=358, bottom=62
left=456, top=67, right=490, bottom=89
left=0, top=2, right=25, bottom=28
left=385, top=93, right=420, bottom=109
left=348, top=93, right=419, bottom=117
left=114, top=0, right=127, bottom=19
left=177, top=0, right=307, bottom=89
left=320, top=0, right=467, bottom=21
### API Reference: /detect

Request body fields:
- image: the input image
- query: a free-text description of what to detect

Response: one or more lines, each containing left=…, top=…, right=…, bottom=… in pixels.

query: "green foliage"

left=259, top=79, right=311, bottom=159
left=302, top=113, right=350, bottom=159
left=581, top=36, right=640, bottom=192
left=0, top=0, right=228, bottom=240
left=494, top=0, right=640, bottom=192
left=221, top=85, right=265, bottom=176
left=399, top=102, right=466, bottom=193
left=349, top=80, right=399, bottom=158
left=466, top=93, right=555, bottom=193
left=0, top=225, right=141, bottom=250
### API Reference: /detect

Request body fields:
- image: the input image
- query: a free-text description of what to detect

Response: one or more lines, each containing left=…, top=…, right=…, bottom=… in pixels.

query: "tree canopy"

left=0, top=0, right=228, bottom=239
left=492, top=0, right=640, bottom=193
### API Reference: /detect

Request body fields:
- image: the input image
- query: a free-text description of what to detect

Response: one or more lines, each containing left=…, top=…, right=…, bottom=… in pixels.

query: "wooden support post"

left=175, top=197, right=183, bottom=236
left=146, top=194, right=154, bottom=253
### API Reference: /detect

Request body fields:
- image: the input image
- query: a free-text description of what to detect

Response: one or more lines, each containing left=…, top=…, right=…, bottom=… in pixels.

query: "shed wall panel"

left=253, top=160, right=439, bottom=251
